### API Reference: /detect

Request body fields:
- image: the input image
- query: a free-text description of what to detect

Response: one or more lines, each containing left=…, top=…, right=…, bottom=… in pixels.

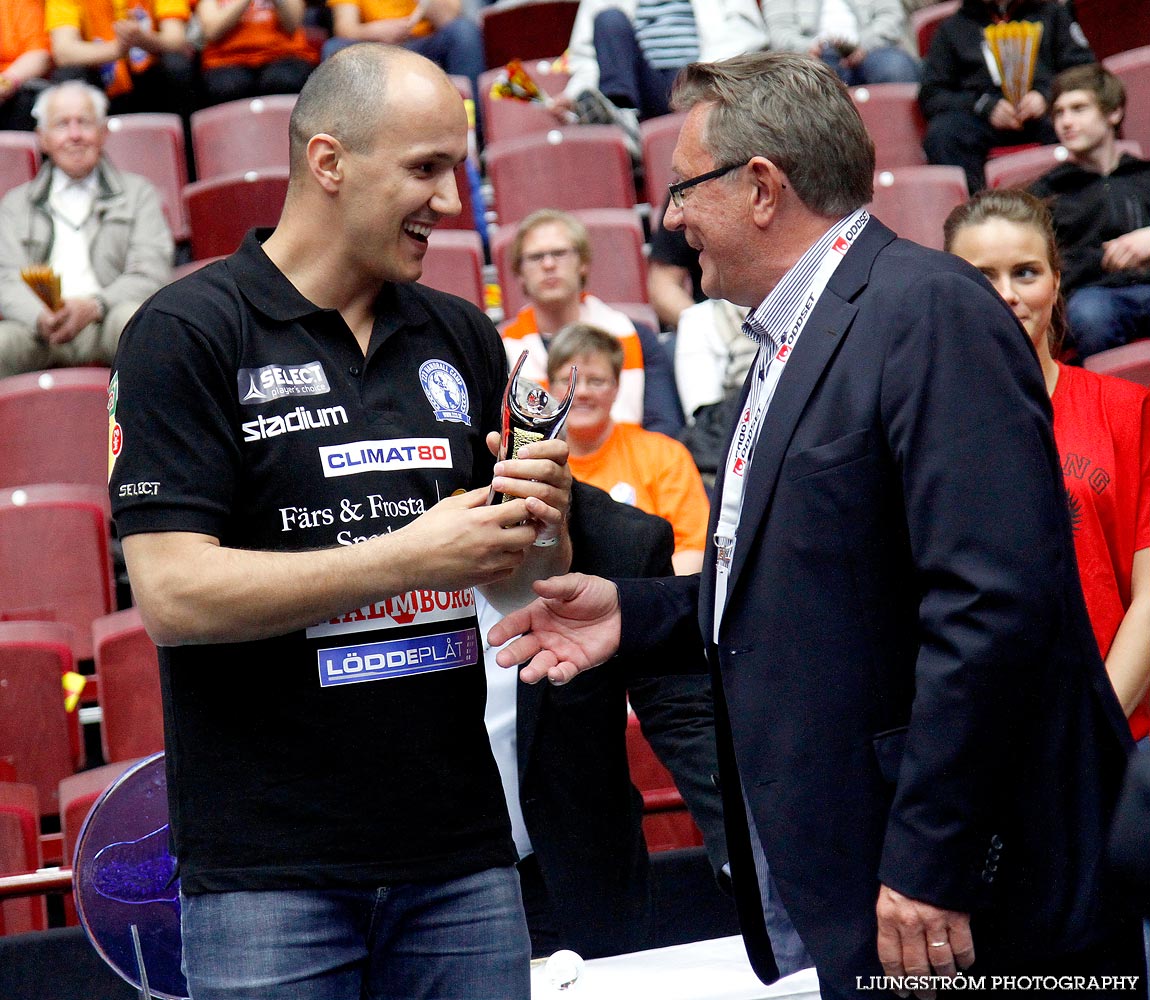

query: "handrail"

left=0, top=867, right=73, bottom=900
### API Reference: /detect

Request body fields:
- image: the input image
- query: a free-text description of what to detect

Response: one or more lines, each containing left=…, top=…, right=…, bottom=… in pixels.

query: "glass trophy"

left=489, top=352, right=576, bottom=542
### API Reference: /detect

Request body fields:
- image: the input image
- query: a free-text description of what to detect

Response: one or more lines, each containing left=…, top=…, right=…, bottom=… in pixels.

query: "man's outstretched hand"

left=488, top=573, right=622, bottom=684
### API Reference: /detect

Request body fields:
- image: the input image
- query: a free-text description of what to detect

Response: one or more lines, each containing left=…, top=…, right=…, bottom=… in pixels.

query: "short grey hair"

left=672, top=52, right=874, bottom=217
left=32, top=81, right=109, bottom=128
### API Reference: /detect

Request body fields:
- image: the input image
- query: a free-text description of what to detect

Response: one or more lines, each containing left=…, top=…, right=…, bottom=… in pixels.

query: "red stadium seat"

left=478, top=63, right=570, bottom=147
left=0, top=486, right=116, bottom=662
left=58, top=758, right=139, bottom=924
left=418, top=229, right=487, bottom=310
left=850, top=83, right=928, bottom=169
left=0, top=623, right=82, bottom=816
left=0, top=131, right=39, bottom=198
left=492, top=206, right=648, bottom=318
left=911, top=0, right=959, bottom=57
left=986, top=140, right=1144, bottom=189
left=479, top=0, right=578, bottom=70
left=437, top=161, right=481, bottom=233
left=190, top=94, right=296, bottom=180
left=92, top=609, right=164, bottom=764
left=1079, top=7, right=1150, bottom=62
left=625, top=712, right=702, bottom=852
left=486, top=126, right=636, bottom=226
left=1104, top=46, right=1150, bottom=152
left=1083, top=340, right=1150, bottom=386
left=0, top=367, right=112, bottom=496
left=183, top=167, right=290, bottom=260
left=867, top=165, right=969, bottom=251
left=640, top=112, right=688, bottom=208
left=104, top=113, right=189, bottom=241
left=0, top=781, right=45, bottom=935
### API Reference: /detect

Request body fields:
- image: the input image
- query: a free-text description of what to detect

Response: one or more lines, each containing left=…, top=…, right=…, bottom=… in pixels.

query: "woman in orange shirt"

left=195, top=0, right=317, bottom=106
left=0, top=0, right=51, bottom=130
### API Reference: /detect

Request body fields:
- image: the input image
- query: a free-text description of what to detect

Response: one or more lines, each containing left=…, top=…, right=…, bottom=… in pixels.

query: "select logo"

left=238, top=362, right=330, bottom=404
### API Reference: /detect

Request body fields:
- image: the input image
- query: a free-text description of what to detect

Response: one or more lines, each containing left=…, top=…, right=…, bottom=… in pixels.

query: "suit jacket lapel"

left=705, top=220, right=897, bottom=633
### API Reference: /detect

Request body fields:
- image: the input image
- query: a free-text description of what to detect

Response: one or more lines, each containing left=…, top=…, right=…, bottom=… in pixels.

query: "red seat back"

left=0, top=132, right=39, bottom=199
left=851, top=83, right=927, bottom=170
left=0, top=367, right=112, bottom=496
left=191, top=95, right=295, bottom=180
left=867, top=165, right=969, bottom=251
left=0, top=486, right=116, bottom=661
left=93, top=608, right=165, bottom=764
left=183, top=167, right=290, bottom=260
left=486, top=126, right=636, bottom=226
left=418, top=229, right=487, bottom=311
left=104, top=113, right=189, bottom=240
left=0, top=623, right=81, bottom=816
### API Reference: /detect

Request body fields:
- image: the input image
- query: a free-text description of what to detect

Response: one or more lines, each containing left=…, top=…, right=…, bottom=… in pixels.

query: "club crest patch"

left=419, top=360, right=471, bottom=425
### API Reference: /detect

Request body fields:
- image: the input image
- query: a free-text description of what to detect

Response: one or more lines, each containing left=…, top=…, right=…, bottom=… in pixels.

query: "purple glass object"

left=73, top=752, right=188, bottom=999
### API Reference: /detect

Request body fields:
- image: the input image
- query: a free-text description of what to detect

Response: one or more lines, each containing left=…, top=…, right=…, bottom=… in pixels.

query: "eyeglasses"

left=668, top=162, right=745, bottom=208
left=521, top=247, right=577, bottom=267
left=551, top=374, right=614, bottom=392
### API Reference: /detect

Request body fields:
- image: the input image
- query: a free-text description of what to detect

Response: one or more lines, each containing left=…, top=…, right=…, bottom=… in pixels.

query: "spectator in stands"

left=195, top=0, right=319, bottom=105
left=323, top=0, right=484, bottom=119
left=503, top=208, right=684, bottom=436
left=551, top=0, right=768, bottom=153
left=945, top=188, right=1150, bottom=744
left=46, top=0, right=195, bottom=118
left=0, top=82, right=173, bottom=377
left=1029, top=64, right=1150, bottom=358
left=648, top=193, right=704, bottom=330
left=919, top=0, right=1094, bottom=192
left=674, top=297, right=755, bottom=479
left=547, top=323, right=708, bottom=574
left=479, top=479, right=728, bottom=959
left=0, top=1, right=52, bottom=131
left=761, top=0, right=920, bottom=85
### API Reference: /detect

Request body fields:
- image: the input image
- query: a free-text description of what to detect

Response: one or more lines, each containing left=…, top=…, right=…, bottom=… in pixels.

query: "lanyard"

left=712, top=210, right=868, bottom=641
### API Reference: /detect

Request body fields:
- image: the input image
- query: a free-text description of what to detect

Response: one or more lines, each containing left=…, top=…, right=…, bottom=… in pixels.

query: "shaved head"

left=288, top=44, right=448, bottom=179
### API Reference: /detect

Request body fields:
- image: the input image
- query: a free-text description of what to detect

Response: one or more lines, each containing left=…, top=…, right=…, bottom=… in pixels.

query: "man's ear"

left=307, top=133, right=344, bottom=194
left=748, top=156, right=787, bottom=228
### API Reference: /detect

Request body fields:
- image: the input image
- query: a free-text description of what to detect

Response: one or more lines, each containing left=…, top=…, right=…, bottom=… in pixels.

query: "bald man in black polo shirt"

left=108, top=44, right=570, bottom=1000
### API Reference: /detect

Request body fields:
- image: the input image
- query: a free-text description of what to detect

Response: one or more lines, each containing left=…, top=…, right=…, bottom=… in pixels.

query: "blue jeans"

left=180, top=867, right=530, bottom=1000
left=592, top=8, right=679, bottom=118
left=1066, top=284, right=1150, bottom=358
left=819, top=44, right=920, bottom=86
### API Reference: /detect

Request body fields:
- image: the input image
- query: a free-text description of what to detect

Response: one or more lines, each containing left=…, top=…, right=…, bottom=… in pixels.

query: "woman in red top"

left=195, top=0, right=317, bottom=106
left=946, top=188, right=1150, bottom=743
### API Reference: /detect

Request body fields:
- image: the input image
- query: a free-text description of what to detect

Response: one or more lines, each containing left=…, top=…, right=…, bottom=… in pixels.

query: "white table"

left=530, top=936, right=821, bottom=1000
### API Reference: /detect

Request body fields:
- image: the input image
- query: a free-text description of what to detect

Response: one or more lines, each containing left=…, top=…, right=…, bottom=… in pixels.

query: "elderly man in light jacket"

left=552, top=0, right=768, bottom=147
left=0, top=80, right=172, bottom=378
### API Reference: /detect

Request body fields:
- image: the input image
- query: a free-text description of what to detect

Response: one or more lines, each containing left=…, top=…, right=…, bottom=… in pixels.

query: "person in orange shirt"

left=46, top=0, right=194, bottom=116
left=324, top=0, right=483, bottom=136
left=547, top=322, right=709, bottom=574
left=195, top=0, right=318, bottom=106
left=0, top=0, right=52, bottom=131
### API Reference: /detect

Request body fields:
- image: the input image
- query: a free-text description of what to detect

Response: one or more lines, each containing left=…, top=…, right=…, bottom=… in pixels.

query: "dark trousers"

left=923, top=108, right=1058, bottom=193
left=592, top=8, right=680, bottom=118
left=201, top=58, right=314, bottom=107
left=0, top=81, right=45, bottom=131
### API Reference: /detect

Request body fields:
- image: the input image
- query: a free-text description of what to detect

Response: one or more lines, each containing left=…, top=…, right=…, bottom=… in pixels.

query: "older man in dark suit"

left=491, top=51, right=1145, bottom=998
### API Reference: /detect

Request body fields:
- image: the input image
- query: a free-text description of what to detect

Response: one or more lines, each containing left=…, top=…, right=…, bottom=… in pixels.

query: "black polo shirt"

left=110, top=231, right=517, bottom=893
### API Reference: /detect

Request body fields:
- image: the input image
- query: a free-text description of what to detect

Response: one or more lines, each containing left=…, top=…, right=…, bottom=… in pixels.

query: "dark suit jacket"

left=616, top=220, right=1136, bottom=994
left=515, top=479, right=725, bottom=959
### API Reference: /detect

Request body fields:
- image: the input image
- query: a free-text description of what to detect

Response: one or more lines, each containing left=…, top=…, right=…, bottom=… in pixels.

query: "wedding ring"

left=929, top=940, right=948, bottom=948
